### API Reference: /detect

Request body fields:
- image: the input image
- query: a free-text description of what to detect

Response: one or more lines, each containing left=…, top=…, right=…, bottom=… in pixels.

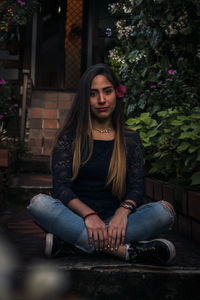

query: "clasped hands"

left=85, top=208, right=129, bottom=251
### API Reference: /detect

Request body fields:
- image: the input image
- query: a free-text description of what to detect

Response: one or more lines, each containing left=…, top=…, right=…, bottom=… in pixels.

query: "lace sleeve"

left=52, top=132, right=79, bottom=206
left=124, top=131, right=145, bottom=206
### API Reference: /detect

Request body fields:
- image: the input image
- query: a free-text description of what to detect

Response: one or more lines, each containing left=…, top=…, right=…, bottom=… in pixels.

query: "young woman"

left=28, top=64, right=176, bottom=264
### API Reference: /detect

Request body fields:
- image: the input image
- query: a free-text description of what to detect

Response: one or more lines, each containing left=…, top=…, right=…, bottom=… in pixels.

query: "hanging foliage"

left=107, top=0, right=200, bottom=117
left=0, top=0, right=39, bottom=35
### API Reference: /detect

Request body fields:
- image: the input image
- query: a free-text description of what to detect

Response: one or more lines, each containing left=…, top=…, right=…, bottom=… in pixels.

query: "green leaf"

left=146, top=128, right=158, bottom=138
left=171, top=120, right=183, bottom=126
left=177, top=142, right=190, bottom=152
left=152, top=152, right=161, bottom=158
left=135, top=0, right=143, bottom=6
left=178, top=132, right=196, bottom=140
left=126, top=118, right=137, bottom=126
left=188, top=145, right=198, bottom=153
left=191, top=171, right=200, bottom=185
left=164, top=129, right=171, bottom=133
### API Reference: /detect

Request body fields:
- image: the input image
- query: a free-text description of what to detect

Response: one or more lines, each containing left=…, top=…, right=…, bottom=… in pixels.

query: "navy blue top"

left=52, top=130, right=145, bottom=219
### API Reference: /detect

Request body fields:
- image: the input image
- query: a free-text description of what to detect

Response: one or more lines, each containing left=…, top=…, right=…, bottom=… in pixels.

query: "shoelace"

left=128, top=245, right=158, bottom=261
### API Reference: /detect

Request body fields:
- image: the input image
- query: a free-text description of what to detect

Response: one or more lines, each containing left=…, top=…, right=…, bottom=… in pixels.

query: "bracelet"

left=120, top=201, right=136, bottom=213
left=83, top=212, right=98, bottom=220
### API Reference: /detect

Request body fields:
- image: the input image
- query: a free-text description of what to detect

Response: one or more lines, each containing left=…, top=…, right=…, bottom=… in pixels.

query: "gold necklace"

left=93, top=127, right=113, bottom=134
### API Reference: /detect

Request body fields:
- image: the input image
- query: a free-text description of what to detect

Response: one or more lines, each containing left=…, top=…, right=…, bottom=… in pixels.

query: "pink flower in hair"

left=115, top=84, right=126, bottom=98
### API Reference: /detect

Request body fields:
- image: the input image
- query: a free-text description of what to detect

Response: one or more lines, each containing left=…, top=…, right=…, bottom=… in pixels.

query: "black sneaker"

left=45, top=233, right=64, bottom=258
left=128, top=238, right=176, bottom=265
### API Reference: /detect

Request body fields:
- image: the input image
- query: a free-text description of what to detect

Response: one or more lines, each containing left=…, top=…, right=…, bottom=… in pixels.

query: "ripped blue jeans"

left=27, top=194, right=175, bottom=253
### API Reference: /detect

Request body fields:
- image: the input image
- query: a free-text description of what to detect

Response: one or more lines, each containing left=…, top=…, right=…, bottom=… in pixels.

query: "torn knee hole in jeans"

left=30, top=194, right=42, bottom=204
left=160, top=200, right=176, bottom=217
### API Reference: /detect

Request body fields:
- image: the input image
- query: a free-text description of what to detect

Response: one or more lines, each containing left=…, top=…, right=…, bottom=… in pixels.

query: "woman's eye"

left=90, top=91, right=97, bottom=97
left=105, top=89, right=113, bottom=95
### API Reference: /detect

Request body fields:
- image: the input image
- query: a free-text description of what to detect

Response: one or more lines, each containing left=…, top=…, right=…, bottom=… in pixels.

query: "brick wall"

left=27, top=91, right=74, bottom=155
left=144, top=177, right=200, bottom=245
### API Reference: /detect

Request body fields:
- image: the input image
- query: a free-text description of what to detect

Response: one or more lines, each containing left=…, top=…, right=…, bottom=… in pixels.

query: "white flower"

left=122, top=5, right=132, bottom=14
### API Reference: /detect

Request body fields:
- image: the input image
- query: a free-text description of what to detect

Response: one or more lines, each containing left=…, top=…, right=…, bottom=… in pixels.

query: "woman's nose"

left=98, top=92, right=106, bottom=103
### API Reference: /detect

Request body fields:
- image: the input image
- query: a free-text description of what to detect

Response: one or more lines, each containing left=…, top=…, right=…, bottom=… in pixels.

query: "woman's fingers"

left=110, top=229, right=117, bottom=250
left=103, top=229, right=108, bottom=250
left=115, top=230, right=122, bottom=250
left=121, top=228, right=126, bottom=246
left=93, top=230, right=99, bottom=250
left=88, top=229, right=93, bottom=248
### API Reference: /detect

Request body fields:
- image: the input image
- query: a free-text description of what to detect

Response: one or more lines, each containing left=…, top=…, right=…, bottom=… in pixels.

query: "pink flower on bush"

left=150, top=85, right=156, bottom=88
left=165, top=78, right=172, bottom=81
left=115, top=84, right=126, bottom=98
left=0, top=79, right=6, bottom=85
left=18, top=0, right=26, bottom=5
left=139, top=93, right=144, bottom=98
left=168, top=70, right=177, bottom=75
left=0, top=115, right=3, bottom=119
left=14, top=104, right=18, bottom=107
left=157, top=81, right=163, bottom=85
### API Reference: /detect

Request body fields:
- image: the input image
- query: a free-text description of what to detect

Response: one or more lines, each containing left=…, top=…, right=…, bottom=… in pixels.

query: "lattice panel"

left=65, top=0, right=83, bottom=89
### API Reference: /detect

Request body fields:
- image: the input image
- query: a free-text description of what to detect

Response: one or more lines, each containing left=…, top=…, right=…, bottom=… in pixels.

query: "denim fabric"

left=27, top=194, right=174, bottom=254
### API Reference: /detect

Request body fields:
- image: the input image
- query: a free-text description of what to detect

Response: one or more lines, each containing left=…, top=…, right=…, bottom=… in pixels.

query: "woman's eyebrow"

left=90, top=86, right=113, bottom=91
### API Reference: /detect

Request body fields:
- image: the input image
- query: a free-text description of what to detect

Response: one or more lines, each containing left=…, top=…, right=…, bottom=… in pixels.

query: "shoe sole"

left=44, top=233, right=53, bottom=258
left=137, top=238, right=176, bottom=264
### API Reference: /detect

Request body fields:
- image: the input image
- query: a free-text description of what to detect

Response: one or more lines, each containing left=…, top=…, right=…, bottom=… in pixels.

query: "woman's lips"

left=97, top=107, right=108, bottom=112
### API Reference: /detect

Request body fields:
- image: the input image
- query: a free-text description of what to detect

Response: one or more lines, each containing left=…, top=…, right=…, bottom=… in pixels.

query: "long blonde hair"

left=53, top=64, right=126, bottom=200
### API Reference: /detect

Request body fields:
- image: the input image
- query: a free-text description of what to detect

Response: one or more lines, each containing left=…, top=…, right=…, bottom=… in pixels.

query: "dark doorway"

left=35, top=0, right=66, bottom=89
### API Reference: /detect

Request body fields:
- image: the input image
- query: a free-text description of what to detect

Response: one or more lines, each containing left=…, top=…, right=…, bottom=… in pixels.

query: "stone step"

left=2, top=195, right=200, bottom=299
left=17, top=155, right=51, bottom=174
left=7, top=173, right=52, bottom=204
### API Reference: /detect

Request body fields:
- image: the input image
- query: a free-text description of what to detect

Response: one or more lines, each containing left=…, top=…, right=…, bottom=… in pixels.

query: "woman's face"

left=89, top=75, right=116, bottom=121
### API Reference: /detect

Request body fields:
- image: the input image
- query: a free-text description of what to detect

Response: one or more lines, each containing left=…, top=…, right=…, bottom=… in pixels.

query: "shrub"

left=108, top=0, right=200, bottom=117
left=0, top=78, right=20, bottom=122
left=126, top=106, right=200, bottom=186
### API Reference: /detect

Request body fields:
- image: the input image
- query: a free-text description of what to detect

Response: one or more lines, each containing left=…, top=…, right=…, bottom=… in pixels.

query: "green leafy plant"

left=0, top=0, right=39, bottom=36
left=126, top=107, right=200, bottom=186
left=0, top=78, right=20, bottom=122
left=108, top=0, right=200, bottom=117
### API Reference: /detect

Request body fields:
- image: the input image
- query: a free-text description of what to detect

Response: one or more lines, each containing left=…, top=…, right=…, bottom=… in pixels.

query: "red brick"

left=153, top=180, right=163, bottom=201
left=43, top=129, right=58, bottom=139
left=145, top=177, right=154, bottom=198
left=178, top=214, right=192, bottom=239
left=29, top=129, right=43, bottom=139
left=43, top=120, right=58, bottom=129
left=44, top=109, right=58, bottom=119
left=59, top=118, right=65, bottom=128
left=30, top=107, right=43, bottom=118
left=0, top=149, right=14, bottom=167
left=44, top=92, right=58, bottom=101
left=58, top=100, right=71, bottom=110
left=45, top=101, right=57, bottom=109
left=58, top=92, right=75, bottom=101
left=31, top=98, right=44, bottom=108
left=28, top=138, right=42, bottom=147
left=192, top=220, right=200, bottom=244
left=174, top=187, right=187, bottom=215
left=163, top=184, right=174, bottom=205
left=188, top=191, right=200, bottom=221
left=43, top=138, right=54, bottom=155
left=29, top=147, right=42, bottom=155
left=29, top=119, right=43, bottom=129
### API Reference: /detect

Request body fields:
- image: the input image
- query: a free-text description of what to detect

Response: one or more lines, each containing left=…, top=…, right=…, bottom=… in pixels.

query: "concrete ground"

left=1, top=204, right=200, bottom=300
left=1, top=161, right=200, bottom=300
